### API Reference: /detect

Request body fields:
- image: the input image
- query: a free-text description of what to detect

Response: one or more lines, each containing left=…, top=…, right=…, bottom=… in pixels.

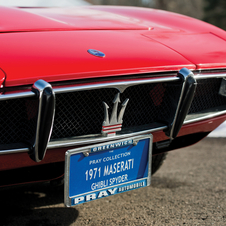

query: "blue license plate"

left=64, top=135, right=152, bottom=207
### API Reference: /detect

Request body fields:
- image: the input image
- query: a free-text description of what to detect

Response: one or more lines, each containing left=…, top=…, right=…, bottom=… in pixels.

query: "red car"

left=1, top=5, right=226, bottom=206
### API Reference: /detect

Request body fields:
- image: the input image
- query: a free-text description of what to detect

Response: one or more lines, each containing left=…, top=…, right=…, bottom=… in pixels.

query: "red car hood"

left=0, top=6, right=152, bottom=32
left=0, top=6, right=226, bottom=87
left=0, top=29, right=195, bottom=87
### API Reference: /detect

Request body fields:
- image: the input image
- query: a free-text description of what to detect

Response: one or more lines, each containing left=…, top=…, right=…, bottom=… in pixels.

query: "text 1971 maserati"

left=1, top=4, right=226, bottom=206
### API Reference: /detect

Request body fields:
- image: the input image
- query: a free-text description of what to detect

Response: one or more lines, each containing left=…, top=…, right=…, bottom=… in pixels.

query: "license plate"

left=64, top=134, right=152, bottom=207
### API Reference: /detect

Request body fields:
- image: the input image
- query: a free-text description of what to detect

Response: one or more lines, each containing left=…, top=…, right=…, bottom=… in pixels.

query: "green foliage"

left=203, top=0, right=226, bottom=29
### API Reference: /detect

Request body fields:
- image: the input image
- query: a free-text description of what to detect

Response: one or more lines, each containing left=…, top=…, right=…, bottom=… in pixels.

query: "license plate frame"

left=64, top=134, right=152, bottom=207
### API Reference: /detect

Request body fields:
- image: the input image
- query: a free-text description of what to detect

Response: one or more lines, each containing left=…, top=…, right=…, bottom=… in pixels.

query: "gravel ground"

left=1, top=138, right=226, bottom=226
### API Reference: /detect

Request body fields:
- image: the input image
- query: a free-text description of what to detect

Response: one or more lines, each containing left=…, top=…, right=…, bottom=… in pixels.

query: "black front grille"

left=189, top=78, right=226, bottom=114
left=120, top=83, right=181, bottom=129
left=0, top=98, right=38, bottom=145
left=51, top=82, right=182, bottom=140
left=51, top=88, right=118, bottom=139
left=0, top=77, right=226, bottom=147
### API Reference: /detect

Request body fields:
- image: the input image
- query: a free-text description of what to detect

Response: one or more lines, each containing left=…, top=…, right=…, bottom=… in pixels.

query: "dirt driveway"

left=1, top=138, right=226, bottom=225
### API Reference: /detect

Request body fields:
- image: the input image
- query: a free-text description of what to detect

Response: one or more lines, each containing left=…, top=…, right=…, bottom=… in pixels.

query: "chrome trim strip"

left=53, top=77, right=180, bottom=94
left=0, top=72, right=225, bottom=100
left=0, top=76, right=180, bottom=101
left=0, top=91, right=35, bottom=101
left=0, top=147, right=29, bottom=155
left=48, top=125, right=167, bottom=149
left=194, top=72, right=226, bottom=79
left=184, top=110, right=226, bottom=124
left=0, top=126, right=167, bottom=155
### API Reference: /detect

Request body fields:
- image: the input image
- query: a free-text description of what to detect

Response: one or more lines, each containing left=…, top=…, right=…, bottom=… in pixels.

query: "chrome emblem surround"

left=102, top=93, right=129, bottom=137
left=88, top=49, right=105, bottom=58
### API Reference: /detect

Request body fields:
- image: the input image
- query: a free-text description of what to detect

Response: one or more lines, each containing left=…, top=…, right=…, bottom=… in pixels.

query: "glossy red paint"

left=88, top=6, right=226, bottom=57
left=144, top=33, right=226, bottom=70
left=0, top=5, right=221, bottom=34
left=0, top=30, right=195, bottom=87
left=87, top=7, right=213, bottom=32
left=0, top=148, right=66, bottom=171
left=0, top=6, right=151, bottom=33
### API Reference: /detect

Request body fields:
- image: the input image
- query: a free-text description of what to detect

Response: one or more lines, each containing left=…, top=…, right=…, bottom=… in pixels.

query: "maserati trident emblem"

left=102, top=93, right=129, bottom=137
left=88, top=49, right=105, bottom=58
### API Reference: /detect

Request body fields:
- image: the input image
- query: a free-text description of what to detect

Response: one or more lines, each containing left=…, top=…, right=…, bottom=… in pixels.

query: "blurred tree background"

left=86, top=0, right=226, bottom=30
left=203, top=0, right=226, bottom=29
